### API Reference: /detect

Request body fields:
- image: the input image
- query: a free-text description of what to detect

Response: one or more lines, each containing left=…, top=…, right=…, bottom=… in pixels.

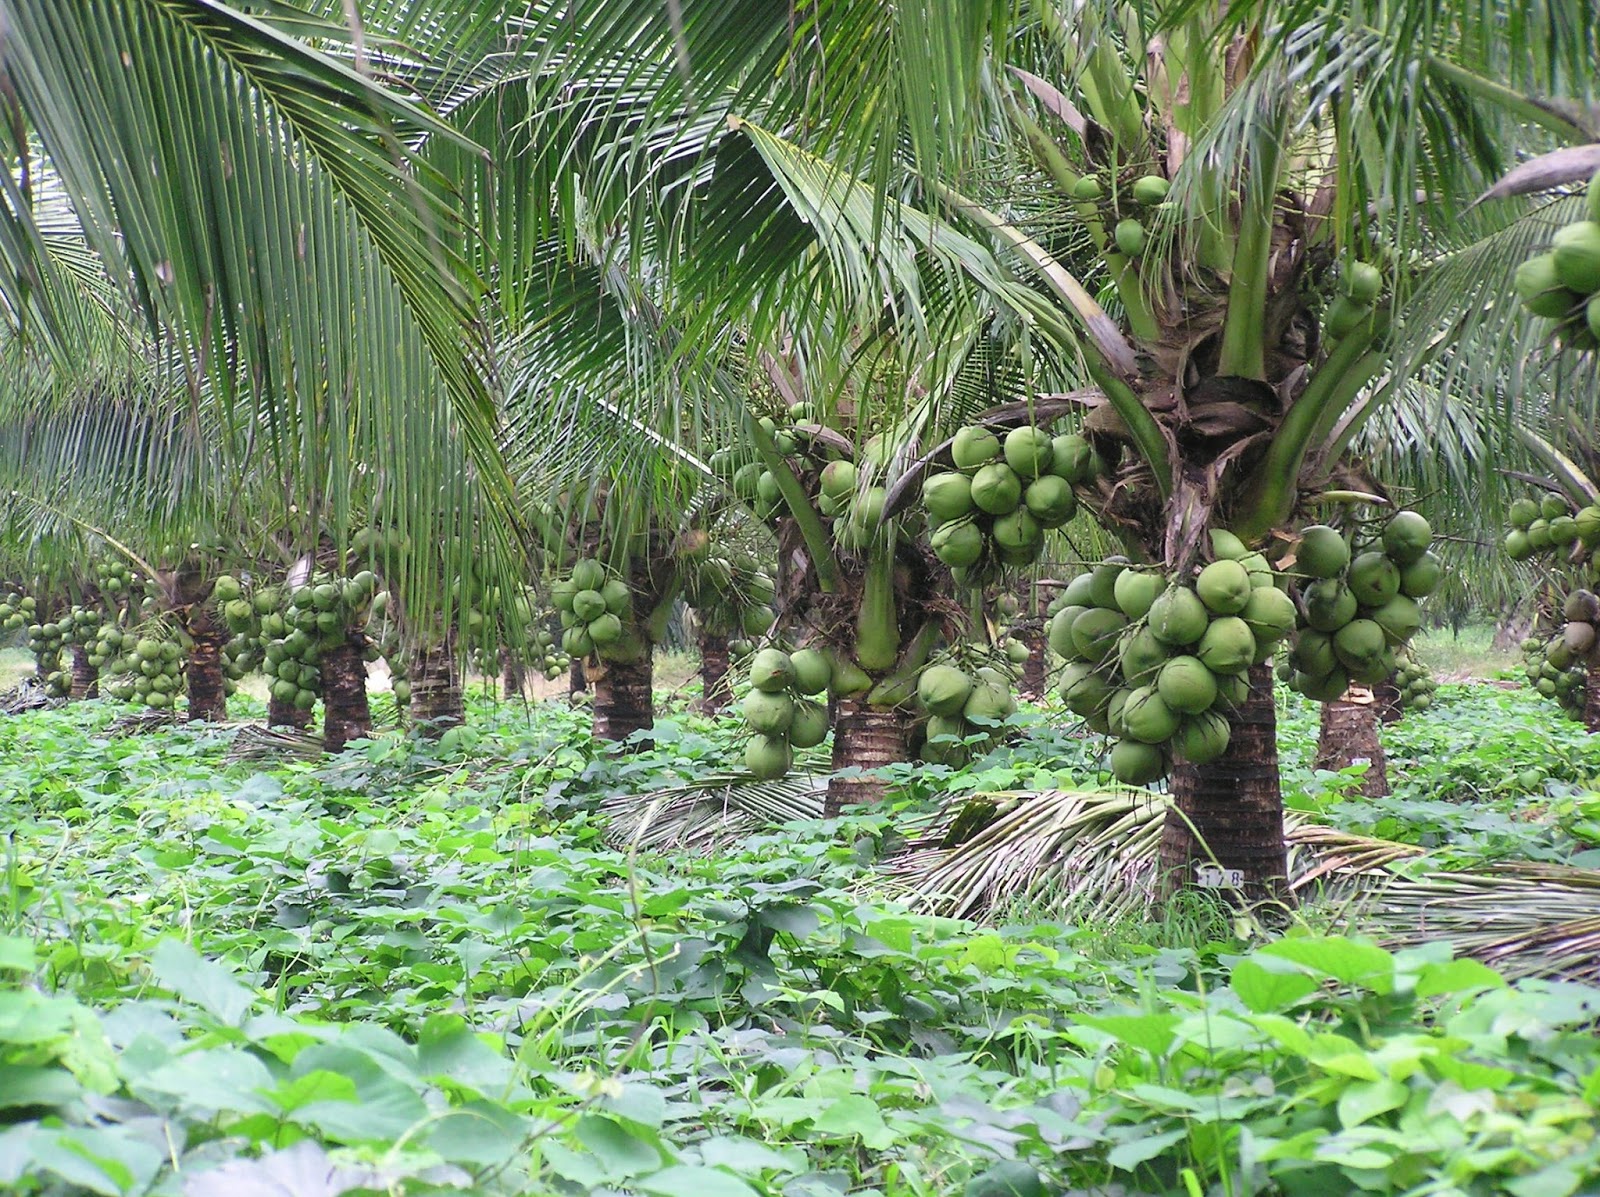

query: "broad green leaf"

left=0, top=936, right=35, bottom=973
left=148, top=940, right=255, bottom=1026
left=635, top=1165, right=762, bottom=1197
left=1336, top=1078, right=1410, bottom=1128
left=1231, top=958, right=1321, bottom=1013
left=1414, top=958, right=1506, bottom=998
left=810, top=1094, right=895, bottom=1150
left=575, top=1114, right=665, bottom=1178
left=1258, top=937, right=1395, bottom=994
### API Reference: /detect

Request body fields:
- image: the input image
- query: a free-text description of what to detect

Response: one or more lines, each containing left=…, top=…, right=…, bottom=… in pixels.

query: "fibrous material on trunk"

left=410, top=641, right=462, bottom=738
left=1158, top=663, right=1290, bottom=907
left=1315, top=687, right=1389, bottom=796
left=1587, top=661, right=1600, bottom=734
left=591, top=652, right=653, bottom=745
left=320, top=635, right=372, bottom=752
left=268, top=694, right=311, bottom=730
left=184, top=607, right=228, bottom=723
left=825, top=696, right=910, bottom=817
left=70, top=645, right=98, bottom=700
left=698, top=630, right=732, bottom=713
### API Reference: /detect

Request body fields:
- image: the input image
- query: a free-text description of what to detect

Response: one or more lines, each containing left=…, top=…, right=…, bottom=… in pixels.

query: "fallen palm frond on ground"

left=225, top=723, right=326, bottom=762
left=600, top=772, right=830, bottom=853
left=1, top=679, right=62, bottom=716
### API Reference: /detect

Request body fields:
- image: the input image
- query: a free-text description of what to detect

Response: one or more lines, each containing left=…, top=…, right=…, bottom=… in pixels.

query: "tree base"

left=321, top=637, right=372, bottom=752
left=70, top=646, right=99, bottom=701
left=268, top=696, right=312, bottom=730
left=1315, top=687, right=1388, bottom=796
left=185, top=615, right=228, bottom=723
left=411, top=642, right=463, bottom=739
left=1158, top=663, right=1290, bottom=908
left=825, top=697, right=909, bottom=817
left=591, top=653, right=654, bottom=745
left=698, top=632, right=732, bottom=714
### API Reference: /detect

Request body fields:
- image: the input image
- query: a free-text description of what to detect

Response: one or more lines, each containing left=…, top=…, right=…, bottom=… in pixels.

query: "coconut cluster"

left=1503, top=491, right=1600, bottom=566
left=1, top=592, right=73, bottom=698
left=920, top=424, right=1101, bottom=580
left=1513, top=169, right=1600, bottom=351
left=259, top=572, right=378, bottom=713
left=101, top=623, right=184, bottom=708
left=1391, top=648, right=1437, bottom=712
left=740, top=646, right=834, bottom=779
left=1068, top=171, right=1171, bottom=261
left=915, top=654, right=1019, bottom=767
left=1280, top=513, right=1439, bottom=700
left=1322, top=261, right=1385, bottom=345
left=554, top=558, right=643, bottom=663
left=1521, top=589, right=1598, bottom=721
left=1049, top=533, right=1297, bottom=785
left=682, top=550, right=778, bottom=656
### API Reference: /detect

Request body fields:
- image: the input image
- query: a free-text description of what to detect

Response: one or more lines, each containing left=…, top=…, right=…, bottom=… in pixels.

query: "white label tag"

left=1197, top=865, right=1244, bottom=889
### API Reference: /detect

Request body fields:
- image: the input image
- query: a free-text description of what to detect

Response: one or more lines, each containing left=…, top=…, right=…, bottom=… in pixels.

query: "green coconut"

left=1113, top=570, right=1163, bottom=620
left=1050, top=434, right=1097, bottom=483
left=952, top=425, right=1002, bottom=472
left=1157, top=655, right=1218, bottom=715
left=1072, top=607, right=1129, bottom=663
left=1514, top=253, right=1580, bottom=318
left=1324, top=294, right=1372, bottom=340
left=1551, top=220, right=1600, bottom=293
left=1370, top=595, right=1421, bottom=645
left=749, top=647, right=795, bottom=693
left=1509, top=498, right=1540, bottom=529
left=1209, top=529, right=1250, bottom=561
left=918, top=663, right=974, bottom=717
left=1302, top=579, right=1358, bottom=632
left=1110, top=738, right=1166, bottom=785
left=963, top=675, right=1016, bottom=725
left=1152, top=585, right=1209, bottom=646
left=1177, top=710, right=1232, bottom=765
left=1003, top=426, right=1054, bottom=479
left=1197, top=616, right=1256, bottom=674
left=1527, top=519, right=1552, bottom=549
left=1023, top=475, right=1077, bottom=527
left=931, top=519, right=984, bottom=568
left=1121, top=686, right=1179, bottom=744
left=743, top=689, right=795, bottom=735
left=992, top=508, right=1042, bottom=551
left=1196, top=559, right=1252, bottom=614
left=1501, top=529, right=1531, bottom=560
left=1071, top=175, right=1104, bottom=202
left=1381, top=511, right=1432, bottom=564
left=745, top=735, right=793, bottom=780
left=1114, top=218, right=1147, bottom=257
left=587, top=613, right=624, bottom=647
left=1088, top=557, right=1130, bottom=609
left=1549, top=515, right=1580, bottom=545
left=1059, top=662, right=1113, bottom=717
left=971, top=463, right=1023, bottom=515
left=1241, top=585, right=1298, bottom=644
left=1297, top=525, right=1350, bottom=579
left=1048, top=607, right=1087, bottom=658
left=781, top=648, right=829, bottom=697
left=1542, top=492, right=1570, bottom=520
left=571, top=559, right=607, bottom=592
left=922, top=472, right=974, bottom=523
left=1399, top=552, right=1442, bottom=598
left=1333, top=619, right=1387, bottom=671
left=1348, top=552, right=1401, bottom=606
left=1118, top=626, right=1169, bottom=686
left=1343, top=261, right=1383, bottom=304
left=821, top=460, right=858, bottom=500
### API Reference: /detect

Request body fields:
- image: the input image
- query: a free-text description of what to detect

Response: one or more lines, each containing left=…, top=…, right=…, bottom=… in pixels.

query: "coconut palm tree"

left=508, top=0, right=1598, bottom=899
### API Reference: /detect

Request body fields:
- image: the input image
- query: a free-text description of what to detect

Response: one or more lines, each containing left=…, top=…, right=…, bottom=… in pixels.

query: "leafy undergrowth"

left=2, top=689, right=1599, bottom=1196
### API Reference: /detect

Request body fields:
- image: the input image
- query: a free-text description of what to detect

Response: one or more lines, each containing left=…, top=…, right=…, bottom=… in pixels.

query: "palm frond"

left=600, top=772, right=828, bottom=854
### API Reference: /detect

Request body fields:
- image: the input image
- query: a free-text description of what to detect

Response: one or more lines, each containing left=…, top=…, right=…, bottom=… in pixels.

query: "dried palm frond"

left=226, top=724, right=325, bottom=763
left=600, top=773, right=828, bottom=854
left=107, top=709, right=179, bottom=736
left=1355, top=863, right=1600, bottom=985
left=0, top=679, right=60, bottom=716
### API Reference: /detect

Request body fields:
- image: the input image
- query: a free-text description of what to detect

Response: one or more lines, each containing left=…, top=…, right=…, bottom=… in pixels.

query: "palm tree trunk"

left=698, top=631, right=732, bottom=714
left=825, top=697, right=909, bottom=816
left=1017, top=617, right=1046, bottom=701
left=501, top=649, right=526, bottom=700
left=570, top=658, right=587, bottom=698
left=1158, top=663, right=1290, bottom=906
left=320, top=635, right=372, bottom=752
left=70, top=645, right=98, bottom=700
left=1374, top=678, right=1403, bottom=724
left=411, top=641, right=462, bottom=738
left=591, top=654, right=654, bottom=744
left=1586, top=659, right=1600, bottom=734
left=185, top=609, right=228, bottom=722
left=268, top=694, right=311, bottom=730
left=1314, top=687, right=1388, bottom=796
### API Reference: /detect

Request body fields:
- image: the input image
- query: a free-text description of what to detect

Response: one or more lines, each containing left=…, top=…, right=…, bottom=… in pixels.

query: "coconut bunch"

left=1322, top=261, right=1385, bottom=347
left=554, top=557, right=651, bottom=664
left=1513, top=169, right=1600, bottom=351
left=1048, top=533, right=1298, bottom=784
left=209, top=574, right=264, bottom=694
left=92, top=557, right=139, bottom=599
left=2, top=592, right=71, bottom=698
left=1521, top=589, right=1598, bottom=721
left=682, top=550, right=778, bottom=657
left=915, top=652, right=1020, bottom=767
left=1068, top=171, right=1173, bottom=262
left=102, top=622, right=184, bottom=709
left=920, top=424, right=1101, bottom=581
left=1279, top=513, right=1440, bottom=700
left=1503, top=491, right=1600, bottom=566
left=259, top=572, right=379, bottom=714
left=740, top=645, right=834, bottom=779
left=1393, top=648, right=1437, bottom=712
left=464, top=587, right=570, bottom=683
